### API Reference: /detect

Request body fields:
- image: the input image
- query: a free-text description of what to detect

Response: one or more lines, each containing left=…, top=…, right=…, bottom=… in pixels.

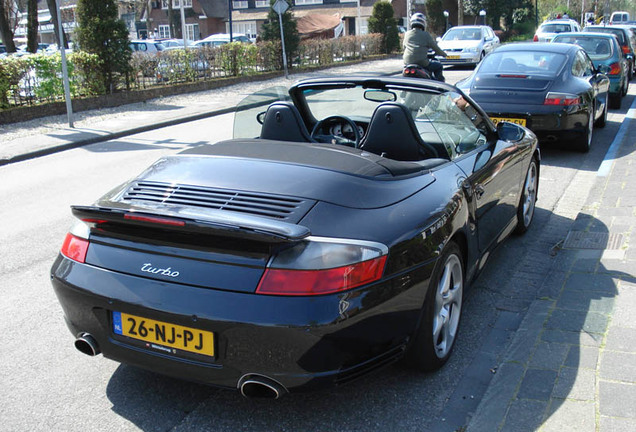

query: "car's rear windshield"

left=553, top=36, right=613, bottom=59
left=479, top=51, right=567, bottom=76
left=540, top=24, right=573, bottom=33
left=585, top=28, right=626, bottom=44
left=443, top=28, right=481, bottom=40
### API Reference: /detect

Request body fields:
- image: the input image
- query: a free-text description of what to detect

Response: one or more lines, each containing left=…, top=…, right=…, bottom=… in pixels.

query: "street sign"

left=273, top=0, right=289, bottom=15
left=272, top=0, right=289, bottom=78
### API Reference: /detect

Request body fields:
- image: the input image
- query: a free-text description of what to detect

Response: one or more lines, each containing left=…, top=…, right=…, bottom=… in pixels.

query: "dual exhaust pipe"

left=74, top=334, right=288, bottom=399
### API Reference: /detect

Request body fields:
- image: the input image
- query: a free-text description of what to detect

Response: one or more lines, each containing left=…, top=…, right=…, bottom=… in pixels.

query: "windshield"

left=443, top=28, right=481, bottom=41
left=479, top=51, right=567, bottom=76
left=553, top=36, right=613, bottom=60
left=302, top=85, right=488, bottom=158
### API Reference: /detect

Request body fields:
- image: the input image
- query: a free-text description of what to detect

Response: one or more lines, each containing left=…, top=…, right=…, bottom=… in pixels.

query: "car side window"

left=571, top=53, right=585, bottom=77
left=580, top=51, right=594, bottom=76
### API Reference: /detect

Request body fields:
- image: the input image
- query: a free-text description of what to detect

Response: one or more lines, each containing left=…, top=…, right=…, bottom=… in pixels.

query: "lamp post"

left=443, top=10, right=449, bottom=32
left=479, top=10, right=486, bottom=26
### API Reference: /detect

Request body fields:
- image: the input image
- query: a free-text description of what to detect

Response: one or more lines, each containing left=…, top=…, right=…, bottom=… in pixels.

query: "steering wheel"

left=310, top=115, right=361, bottom=148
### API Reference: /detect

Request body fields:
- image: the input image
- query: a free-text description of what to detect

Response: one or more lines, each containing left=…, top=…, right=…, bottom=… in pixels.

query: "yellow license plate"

left=490, top=117, right=527, bottom=127
left=113, top=311, right=214, bottom=357
left=447, top=55, right=460, bottom=59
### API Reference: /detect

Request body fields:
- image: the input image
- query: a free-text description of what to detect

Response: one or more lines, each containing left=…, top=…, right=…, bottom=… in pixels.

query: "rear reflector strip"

left=123, top=213, right=186, bottom=226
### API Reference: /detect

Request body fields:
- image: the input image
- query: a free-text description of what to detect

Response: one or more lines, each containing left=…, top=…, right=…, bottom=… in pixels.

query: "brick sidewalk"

left=467, top=101, right=636, bottom=431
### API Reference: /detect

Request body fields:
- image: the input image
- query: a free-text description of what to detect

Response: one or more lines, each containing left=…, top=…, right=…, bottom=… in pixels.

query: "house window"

left=158, top=25, right=171, bottom=38
left=232, top=1, right=248, bottom=8
left=295, top=0, right=323, bottom=5
left=255, top=0, right=269, bottom=7
left=230, top=21, right=257, bottom=39
left=185, top=23, right=200, bottom=41
left=162, top=0, right=192, bottom=9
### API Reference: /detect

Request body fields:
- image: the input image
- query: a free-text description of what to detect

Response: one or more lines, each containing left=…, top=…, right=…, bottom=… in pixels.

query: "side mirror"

left=436, top=37, right=442, bottom=42
left=256, top=111, right=266, bottom=125
left=497, top=121, right=525, bottom=142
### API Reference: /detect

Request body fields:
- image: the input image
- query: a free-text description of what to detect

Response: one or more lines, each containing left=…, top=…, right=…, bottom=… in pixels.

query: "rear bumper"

left=437, top=53, right=481, bottom=66
left=51, top=254, right=431, bottom=392
left=480, top=102, right=590, bottom=140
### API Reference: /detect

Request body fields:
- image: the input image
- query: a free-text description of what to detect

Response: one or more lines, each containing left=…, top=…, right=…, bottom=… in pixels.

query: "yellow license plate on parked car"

left=490, top=117, right=527, bottom=127
left=112, top=311, right=214, bottom=357
left=447, top=55, right=460, bottom=59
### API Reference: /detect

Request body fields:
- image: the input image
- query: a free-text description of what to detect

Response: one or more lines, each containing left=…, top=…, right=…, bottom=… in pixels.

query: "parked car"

left=457, top=42, right=610, bottom=152
left=534, top=19, right=581, bottom=42
left=129, top=40, right=166, bottom=53
left=553, top=32, right=629, bottom=108
left=202, top=33, right=251, bottom=44
left=610, top=11, right=630, bottom=25
left=583, top=25, right=636, bottom=79
left=191, top=39, right=227, bottom=49
left=51, top=76, right=539, bottom=397
left=435, top=25, right=500, bottom=66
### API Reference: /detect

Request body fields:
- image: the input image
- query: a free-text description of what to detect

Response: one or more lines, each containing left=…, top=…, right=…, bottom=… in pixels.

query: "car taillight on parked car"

left=544, top=92, right=581, bottom=106
left=256, top=237, right=388, bottom=296
left=622, top=46, right=630, bottom=55
left=608, top=62, right=622, bottom=75
left=60, top=221, right=91, bottom=263
left=533, top=34, right=538, bottom=42
left=61, top=234, right=89, bottom=263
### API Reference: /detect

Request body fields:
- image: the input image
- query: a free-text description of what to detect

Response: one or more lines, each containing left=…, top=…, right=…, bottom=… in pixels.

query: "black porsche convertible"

left=51, top=77, right=539, bottom=398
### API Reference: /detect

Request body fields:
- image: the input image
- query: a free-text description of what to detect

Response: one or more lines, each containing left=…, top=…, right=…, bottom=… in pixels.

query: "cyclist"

left=403, top=13, right=447, bottom=81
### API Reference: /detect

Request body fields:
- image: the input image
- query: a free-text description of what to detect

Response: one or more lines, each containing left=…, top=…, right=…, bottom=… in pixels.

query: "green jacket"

left=402, top=28, right=446, bottom=67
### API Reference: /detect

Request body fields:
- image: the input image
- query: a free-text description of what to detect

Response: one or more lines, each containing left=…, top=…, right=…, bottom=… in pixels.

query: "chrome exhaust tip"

left=74, top=333, right=101, bottom=356
left=238, top=374, right=288, bottom=399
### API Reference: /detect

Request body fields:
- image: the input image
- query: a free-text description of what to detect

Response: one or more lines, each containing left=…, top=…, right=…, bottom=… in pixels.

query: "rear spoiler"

left=71, top=205, right=311, bottom=243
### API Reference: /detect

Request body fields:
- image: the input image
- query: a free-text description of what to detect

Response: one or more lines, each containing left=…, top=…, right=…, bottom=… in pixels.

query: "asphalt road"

left=0, top=72, right=632, bottom=432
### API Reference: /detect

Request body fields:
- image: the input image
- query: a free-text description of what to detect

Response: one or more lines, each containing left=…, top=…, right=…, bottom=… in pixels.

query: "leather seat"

left=259, top=102, right=313, bottom=143
left=360, top=102, right=441, bottom=161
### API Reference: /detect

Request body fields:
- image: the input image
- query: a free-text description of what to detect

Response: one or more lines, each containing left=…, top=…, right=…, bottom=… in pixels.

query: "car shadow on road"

left=103, top=208, right=633, bottom=431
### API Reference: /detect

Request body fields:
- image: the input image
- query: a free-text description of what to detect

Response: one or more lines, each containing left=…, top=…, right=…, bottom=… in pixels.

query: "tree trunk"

left=27, top=0, right=38, bottom=53
left=0, top=0, right=17, bottom=52
left=46, top=0, right=69, bottom=48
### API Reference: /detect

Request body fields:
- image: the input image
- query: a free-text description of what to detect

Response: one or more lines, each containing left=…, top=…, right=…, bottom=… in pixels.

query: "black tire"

left=575, top=110, right=593, bottom=152
left=595, top=97, right=608, bottom=128
left=405, top=242, right=463, bottom=371
left=610, top=92, right=622, bottom=109
left=514, top=157, right=538, bottom=235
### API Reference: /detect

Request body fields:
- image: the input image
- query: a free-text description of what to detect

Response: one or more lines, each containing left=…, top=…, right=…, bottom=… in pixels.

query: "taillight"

left=544, top=92, right=581, bottom=106
left=61, top=233, right=89, bottom=263
left=533, top=34, right=538, bottom=42
left=256, top=237, right=388, bottom=296
left=608, top=62, right=621, bottom=75
left=622, top=46, right=630, bottom=55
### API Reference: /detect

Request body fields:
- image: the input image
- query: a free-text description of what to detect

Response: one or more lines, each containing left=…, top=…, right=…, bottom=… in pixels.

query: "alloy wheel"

left=432, top=254, right=463, bottom=359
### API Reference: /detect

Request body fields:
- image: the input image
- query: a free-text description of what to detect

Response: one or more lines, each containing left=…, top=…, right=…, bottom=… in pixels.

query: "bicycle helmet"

left=410, top=13, right=427, bottom=30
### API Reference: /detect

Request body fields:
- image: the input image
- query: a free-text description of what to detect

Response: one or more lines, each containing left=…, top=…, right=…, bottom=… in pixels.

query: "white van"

left=610, top=11, right=630, bottom=25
